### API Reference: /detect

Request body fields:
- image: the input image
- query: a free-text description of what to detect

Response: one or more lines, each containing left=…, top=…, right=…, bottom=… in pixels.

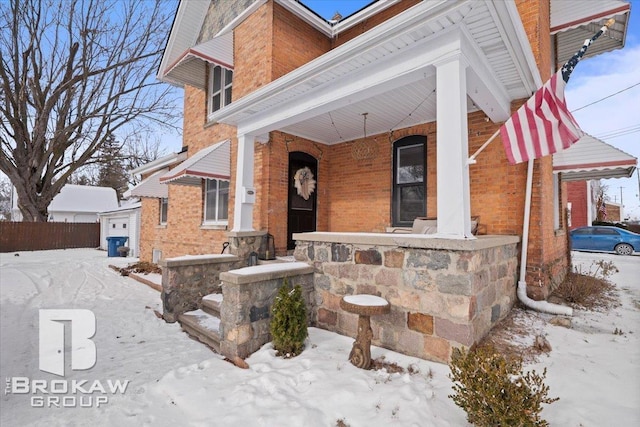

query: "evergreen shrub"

left=449, top=346, right=558, bottom=426
left=270, top=279, right=308, bottom=357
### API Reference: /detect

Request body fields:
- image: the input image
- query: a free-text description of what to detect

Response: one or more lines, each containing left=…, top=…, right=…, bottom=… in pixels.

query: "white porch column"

left=232, top=134, right=255, bottom=231
left=435, top=55, right=473, bottom=238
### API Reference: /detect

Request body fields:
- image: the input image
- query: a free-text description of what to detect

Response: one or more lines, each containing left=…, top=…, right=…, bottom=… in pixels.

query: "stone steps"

left=178, top=306, right=221, bottom=353
left=201, top=293, right=223, bottom=317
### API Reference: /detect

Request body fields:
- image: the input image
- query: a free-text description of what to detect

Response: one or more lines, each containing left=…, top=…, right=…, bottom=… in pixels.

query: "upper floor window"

left=159, top=198, right=168, bottom=224
left=208, top=64, right=233, bottom=115
left=204, top=179, right=229, bottom=224
left=392, top=136, right=426, bottom=227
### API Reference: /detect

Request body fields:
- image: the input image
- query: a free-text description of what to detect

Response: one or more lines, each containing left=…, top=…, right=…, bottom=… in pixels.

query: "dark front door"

left=287, top=152, right=317, bottom=250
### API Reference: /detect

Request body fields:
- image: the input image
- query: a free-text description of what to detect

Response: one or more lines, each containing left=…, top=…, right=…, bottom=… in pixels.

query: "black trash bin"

left=106, top=236, right=129, bottom=257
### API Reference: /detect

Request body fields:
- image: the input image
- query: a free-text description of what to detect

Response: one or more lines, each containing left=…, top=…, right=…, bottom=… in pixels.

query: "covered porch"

left=212, top=0, right=541, bottom=240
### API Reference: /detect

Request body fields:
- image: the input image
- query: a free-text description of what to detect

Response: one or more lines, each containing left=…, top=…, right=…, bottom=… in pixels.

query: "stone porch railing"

left=160, top=254, right=243, bottom=322
left=293, top=232, right=520, bottom=363
left=219, top=262, right=315, bottom=359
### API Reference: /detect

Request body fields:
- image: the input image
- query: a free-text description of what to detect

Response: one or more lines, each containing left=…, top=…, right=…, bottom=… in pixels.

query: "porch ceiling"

left=212, top=0, right=540, bottom=145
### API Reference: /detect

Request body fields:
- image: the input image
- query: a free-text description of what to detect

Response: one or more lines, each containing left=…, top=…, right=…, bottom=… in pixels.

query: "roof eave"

left=129, top=151, right=188, bottom=176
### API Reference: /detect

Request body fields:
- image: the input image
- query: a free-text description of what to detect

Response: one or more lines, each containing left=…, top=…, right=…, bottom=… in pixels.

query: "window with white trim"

left=159, top=198, right=168, bottom=224
left=208, top=64, right=233, bottom=115
left=204, top=179, right=229, bottom=224
left=392, top=136, right=427, bottom=227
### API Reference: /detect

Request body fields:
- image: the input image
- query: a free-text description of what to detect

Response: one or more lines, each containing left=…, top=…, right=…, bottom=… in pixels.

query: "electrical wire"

left=571, top=81, right=640, bottom=112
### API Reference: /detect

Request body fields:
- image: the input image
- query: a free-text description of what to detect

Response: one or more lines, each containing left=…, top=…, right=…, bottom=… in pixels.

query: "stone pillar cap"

left=341, top=295, right=390, bottom=316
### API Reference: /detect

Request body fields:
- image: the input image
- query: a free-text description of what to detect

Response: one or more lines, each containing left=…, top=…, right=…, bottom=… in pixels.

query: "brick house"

left=554, top=134, right=637, bottom=228
left=129, top=0, right=631, bottom=362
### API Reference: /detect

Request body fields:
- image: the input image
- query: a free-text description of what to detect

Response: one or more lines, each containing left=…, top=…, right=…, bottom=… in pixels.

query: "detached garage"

left=98, top=200, right=141, bottom=257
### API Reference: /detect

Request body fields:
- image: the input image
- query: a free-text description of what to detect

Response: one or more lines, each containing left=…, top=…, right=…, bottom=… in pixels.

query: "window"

left=208, top=64, right=233, bottom=114
left=392, top=136, right=426, bottom=227
left=594, top=227, right=619, bottom=235
left=159, top=198, right=168, bottom=224
left=204, top=179, right=229, bottom=223
left=553, top=173, right=560, bottom=229
left=572, top=228, right=592, bottom=235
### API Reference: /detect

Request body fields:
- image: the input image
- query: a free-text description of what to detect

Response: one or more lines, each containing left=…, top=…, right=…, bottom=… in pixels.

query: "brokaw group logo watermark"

left=40, top=309, right=97, bottom=376
left=4, top=309, right=130, bottom=408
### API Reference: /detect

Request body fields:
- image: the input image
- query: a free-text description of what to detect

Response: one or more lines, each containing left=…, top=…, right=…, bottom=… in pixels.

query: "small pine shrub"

left=449, top=346, right=558, bottom=427
left=270, top=279, right=308, bottom=357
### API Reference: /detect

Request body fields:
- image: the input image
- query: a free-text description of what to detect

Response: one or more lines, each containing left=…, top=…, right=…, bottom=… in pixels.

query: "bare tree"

left=0, top=0, right=180, bottom=221
left=0, top=174, right=11, bottom=220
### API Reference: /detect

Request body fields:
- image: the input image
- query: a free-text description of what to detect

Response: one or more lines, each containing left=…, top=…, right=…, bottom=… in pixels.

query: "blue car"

left=570, top=226, right=640, bottom=255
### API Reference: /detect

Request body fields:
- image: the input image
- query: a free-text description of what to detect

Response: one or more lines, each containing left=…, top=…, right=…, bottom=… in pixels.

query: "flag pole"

left=467, top=18, right=615, bottom=167
left=467, top=128, right=500, bottom=165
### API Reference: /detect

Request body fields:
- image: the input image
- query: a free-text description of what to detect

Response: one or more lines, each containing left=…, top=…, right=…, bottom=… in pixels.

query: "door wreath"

left=293, top=166, right=316, bottom=200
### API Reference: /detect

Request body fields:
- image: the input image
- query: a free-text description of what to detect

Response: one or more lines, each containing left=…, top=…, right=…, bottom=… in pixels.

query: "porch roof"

left=553, top=134, right=637, bottom=182
left=551, top=0, right=630, bottom=66
left=211, top=0, right=540, bottom=144
left=126, top=169, right=169, bottom=199
left=160, top=139, right=231, bottom=186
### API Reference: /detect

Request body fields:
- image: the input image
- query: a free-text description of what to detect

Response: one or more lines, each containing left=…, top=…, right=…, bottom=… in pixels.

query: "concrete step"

left=178, top=309, right=221, bottom=353
left=201, top=293, right=223, bottom=317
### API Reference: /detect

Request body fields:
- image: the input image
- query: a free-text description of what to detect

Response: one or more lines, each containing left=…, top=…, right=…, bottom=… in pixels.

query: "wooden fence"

left=0, top=222, right=100, bottom=252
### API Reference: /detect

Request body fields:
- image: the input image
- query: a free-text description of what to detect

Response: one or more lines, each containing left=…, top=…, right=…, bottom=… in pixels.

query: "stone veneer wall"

left=226, top=231, right=266, bottom=263
left=161, top=254, right=242, bottom=322
left=294, top=236, right=520, bottom=363
left=219, top=263, right=315, bottom=359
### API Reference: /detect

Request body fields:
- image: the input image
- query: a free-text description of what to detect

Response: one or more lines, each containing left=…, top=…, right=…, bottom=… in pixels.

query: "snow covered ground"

left=0, top=249, right=638, bottom=426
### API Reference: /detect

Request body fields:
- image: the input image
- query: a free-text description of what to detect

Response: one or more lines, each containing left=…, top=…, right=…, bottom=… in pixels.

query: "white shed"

left=98, top=200, right=141, bottom=257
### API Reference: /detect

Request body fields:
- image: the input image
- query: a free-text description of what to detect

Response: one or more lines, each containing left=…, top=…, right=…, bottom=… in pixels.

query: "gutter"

left=517, top=159, right=573, bottom=316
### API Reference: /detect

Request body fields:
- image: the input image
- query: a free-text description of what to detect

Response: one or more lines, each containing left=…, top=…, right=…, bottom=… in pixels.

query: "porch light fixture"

left=258, top=233, right=275, bottom=260
left=351, top=112, right=379, bottom=160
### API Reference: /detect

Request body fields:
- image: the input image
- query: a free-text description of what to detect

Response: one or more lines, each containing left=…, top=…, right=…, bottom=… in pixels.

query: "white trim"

left=333, top=0, right=403, bottom=35
left=129, top=151, right=187, bottom=176
left=207, top=65, right=234, bottom=117
left=157, top=1, right=209, bottom=81
left=203, top=178, right=230, bottom=225
left=159, top=198, right=168, bottom=225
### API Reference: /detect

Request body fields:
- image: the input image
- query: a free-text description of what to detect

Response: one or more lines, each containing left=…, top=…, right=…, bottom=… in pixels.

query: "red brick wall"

left=234, top=2, right=273, bottom=100
left=272, top=2, right=330, bottom=79
left=567, top=181, right=588, bottom=228
left=513, top=0, right=568, bottom=298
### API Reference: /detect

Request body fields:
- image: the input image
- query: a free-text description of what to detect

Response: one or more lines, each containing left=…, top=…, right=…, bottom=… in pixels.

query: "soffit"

left=212, top=0, right=539, bottom=145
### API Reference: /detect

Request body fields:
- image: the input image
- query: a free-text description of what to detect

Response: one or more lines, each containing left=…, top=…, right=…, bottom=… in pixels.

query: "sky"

left=1, top=248, right=638, bottom=426
left=299, top=0, right=640, bottom=220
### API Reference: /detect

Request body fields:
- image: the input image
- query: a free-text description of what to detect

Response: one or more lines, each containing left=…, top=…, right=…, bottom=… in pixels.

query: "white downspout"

left=517, top=159, right=573, bottom=316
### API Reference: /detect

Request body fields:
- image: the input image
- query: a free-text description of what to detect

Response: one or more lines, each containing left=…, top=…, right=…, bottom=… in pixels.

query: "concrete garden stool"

left=340, top=295, right=390, bottom=369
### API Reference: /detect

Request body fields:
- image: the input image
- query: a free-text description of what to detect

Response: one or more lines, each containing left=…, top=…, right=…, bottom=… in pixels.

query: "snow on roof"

left=49, top=185, right=119, bottom=213
left=98, top=200, right=141, bottom=215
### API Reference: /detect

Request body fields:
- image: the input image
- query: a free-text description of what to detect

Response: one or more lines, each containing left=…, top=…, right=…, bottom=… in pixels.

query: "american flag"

left=599, top=201, right=608, bottom=220
left=501, top=20, right=614, bottom=164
